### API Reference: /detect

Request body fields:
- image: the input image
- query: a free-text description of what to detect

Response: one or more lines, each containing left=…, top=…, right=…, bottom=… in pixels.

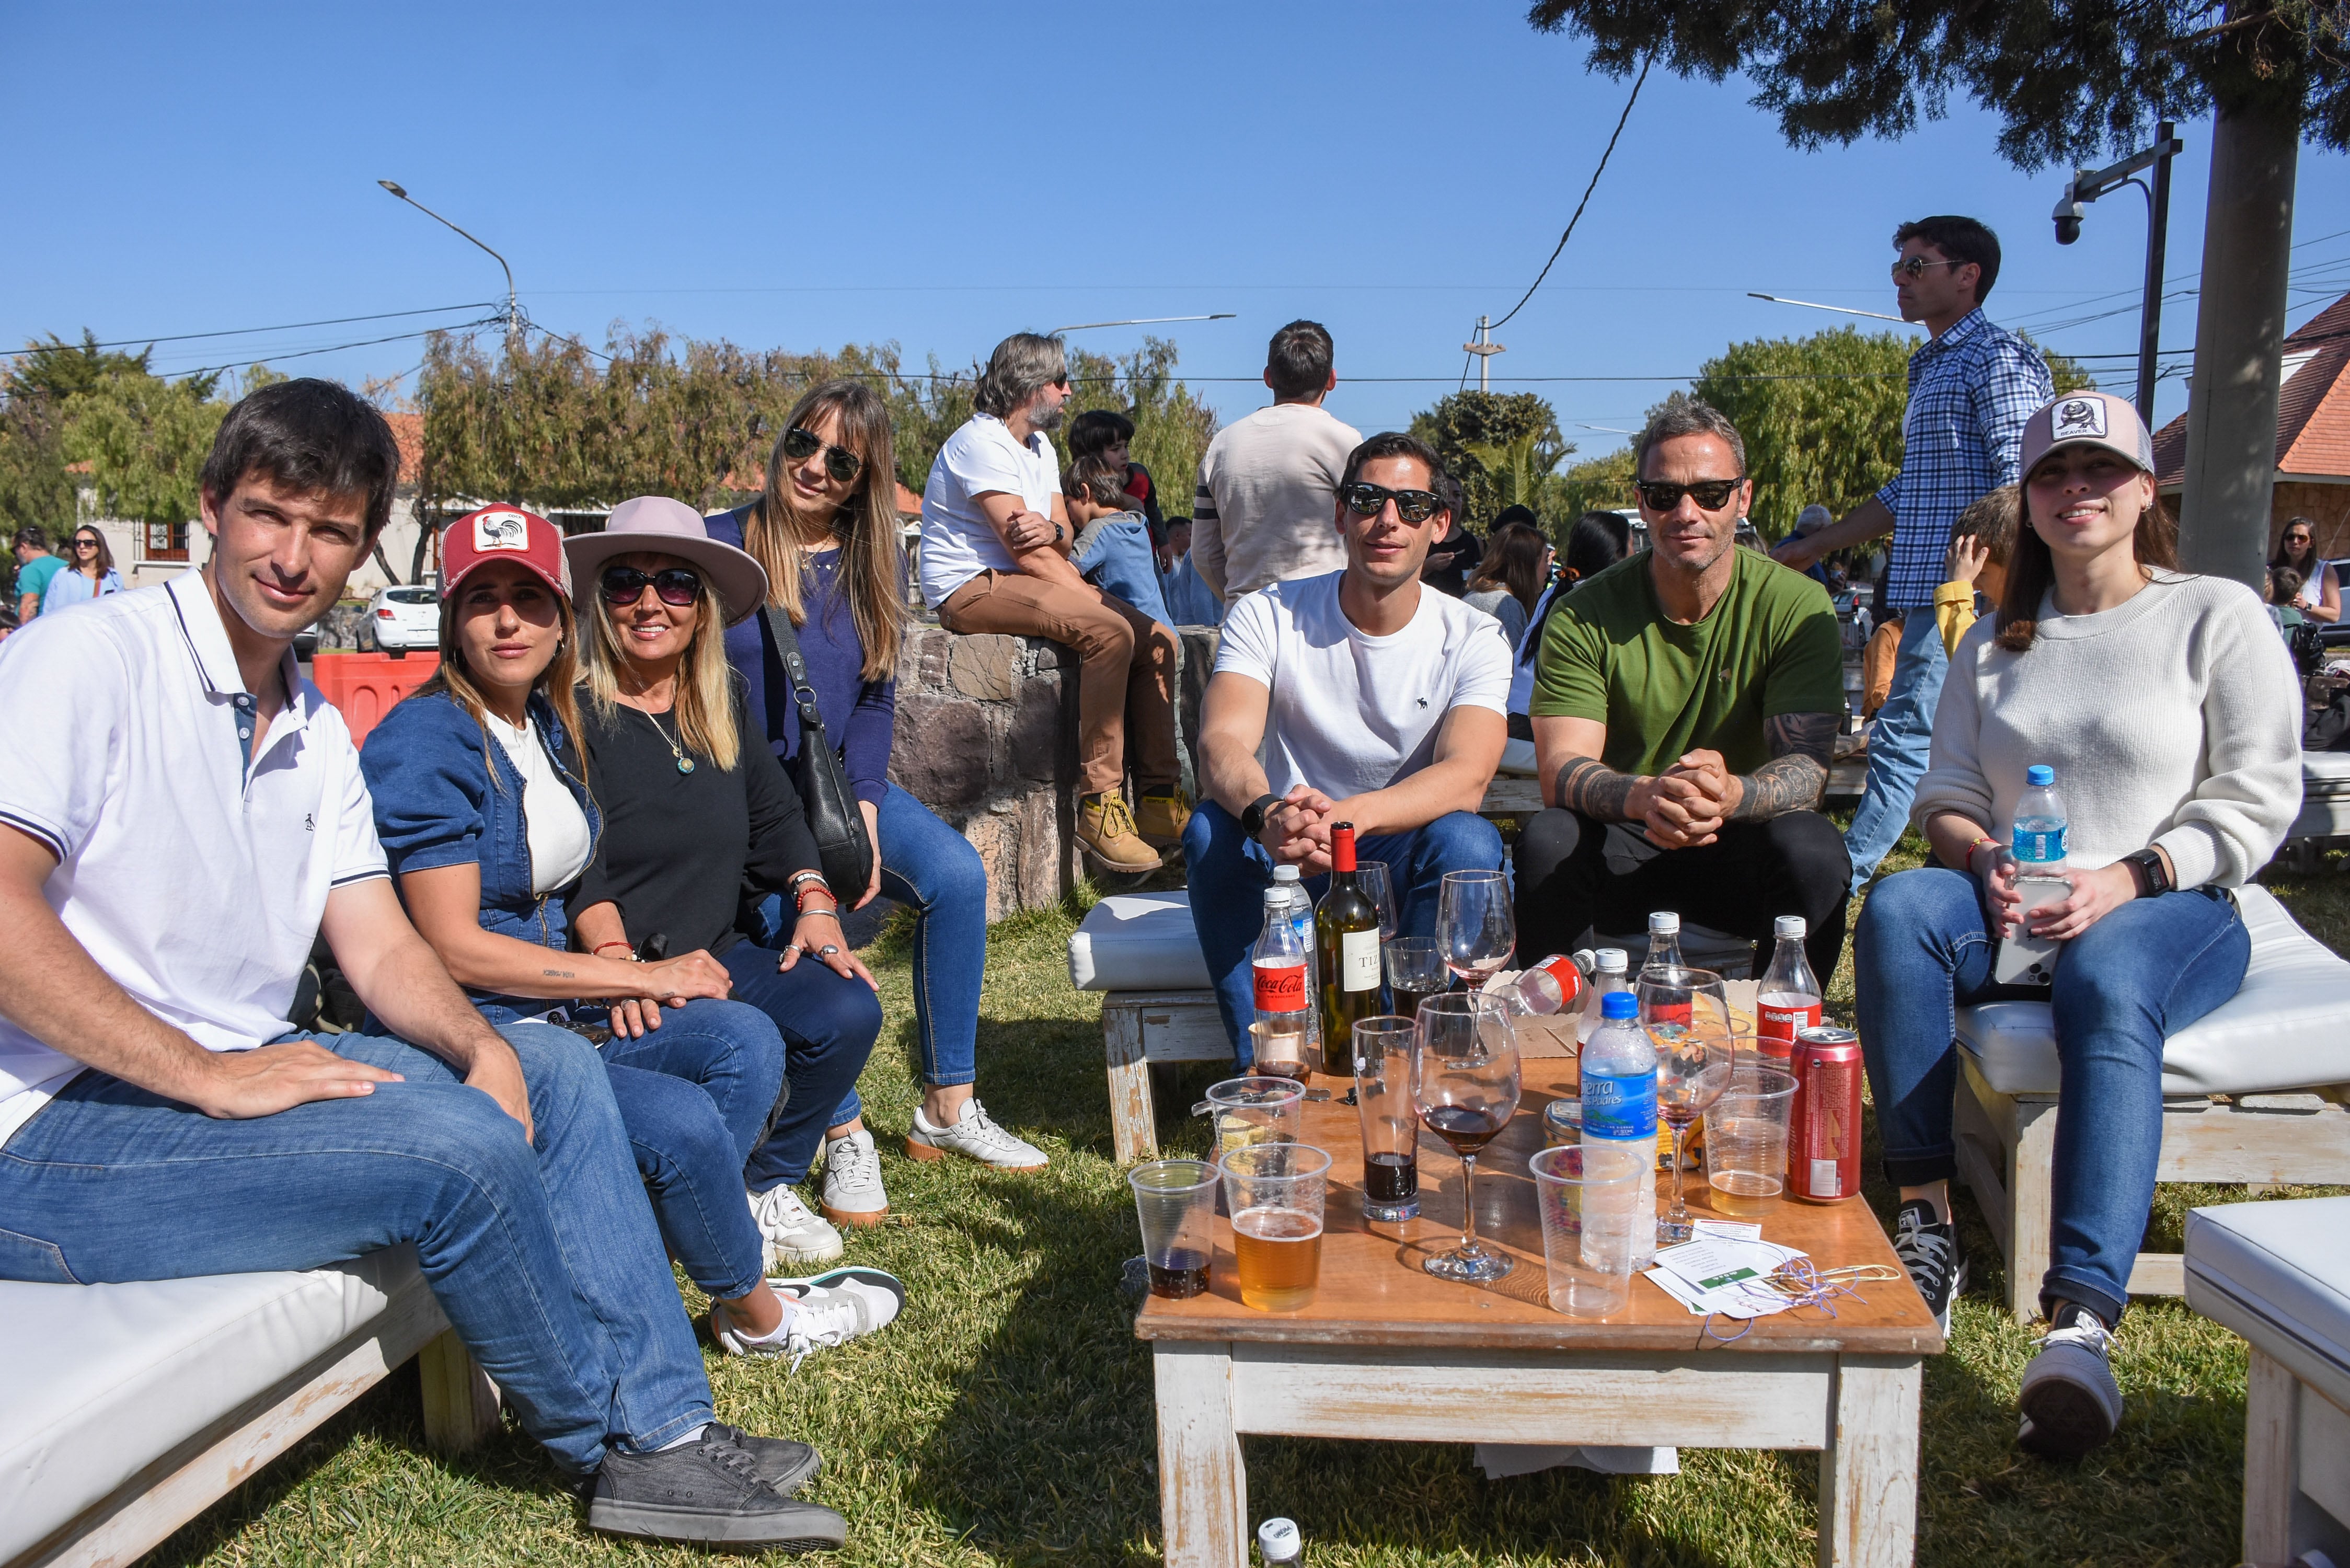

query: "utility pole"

left=2178, top=97, right=2299, bottom=591
left=1462, top=315, right=1506, bottom=393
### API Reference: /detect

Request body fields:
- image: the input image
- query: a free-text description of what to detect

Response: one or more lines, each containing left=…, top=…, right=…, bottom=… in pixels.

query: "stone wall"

left=885, top=623, right=1222, bottom=919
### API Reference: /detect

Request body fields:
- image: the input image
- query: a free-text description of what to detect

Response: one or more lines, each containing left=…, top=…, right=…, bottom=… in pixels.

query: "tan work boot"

left=1076, top=789, right=1163, bottom=872
left=1133, top=786, right=1193, bottom=848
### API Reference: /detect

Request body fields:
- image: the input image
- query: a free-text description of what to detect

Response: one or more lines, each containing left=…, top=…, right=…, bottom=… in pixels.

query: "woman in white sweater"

left=1852, top=390, right=2299, bottom=1459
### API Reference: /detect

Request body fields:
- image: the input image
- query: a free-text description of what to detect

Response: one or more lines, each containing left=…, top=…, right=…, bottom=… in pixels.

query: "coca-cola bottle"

left=1249, top=887, right=1311, bottom=1081
left=1756, top=915, right=1823, bottom=1064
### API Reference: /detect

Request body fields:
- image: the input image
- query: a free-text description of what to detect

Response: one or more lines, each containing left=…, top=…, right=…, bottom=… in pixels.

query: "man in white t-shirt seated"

left=1183, top=432, right=1511, bottom=1059
left=919, top=332, right=1186, bottom=873
left=0, top=379, right=842, bottom=1547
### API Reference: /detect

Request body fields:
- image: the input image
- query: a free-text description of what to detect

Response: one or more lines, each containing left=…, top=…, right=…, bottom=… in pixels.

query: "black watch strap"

left=1241, top=792, right=1282, bottom=836
left=2125, top=848, right=2171, bottom=897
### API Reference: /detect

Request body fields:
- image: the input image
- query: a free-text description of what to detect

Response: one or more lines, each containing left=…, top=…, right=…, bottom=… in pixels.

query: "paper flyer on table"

left=1642, top=1228, right=1808, bottom=1319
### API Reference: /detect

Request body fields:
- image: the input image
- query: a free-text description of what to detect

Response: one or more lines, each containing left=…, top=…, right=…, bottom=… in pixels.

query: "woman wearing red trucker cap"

left=362, top=505, right=904, bottom=1370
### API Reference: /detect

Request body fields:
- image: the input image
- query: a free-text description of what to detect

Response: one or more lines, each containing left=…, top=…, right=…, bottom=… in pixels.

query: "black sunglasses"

left=782, top=425, right=863, bottom=483
left=601, top=566, right=702, bottom=608
left=1635, top=478, right=1744, bottom=513
left=1891, top=256, right=1967, bottom=281
left=1340, top=482, right=1442, bottom=524
left=72, top=536, right=99, bottom=549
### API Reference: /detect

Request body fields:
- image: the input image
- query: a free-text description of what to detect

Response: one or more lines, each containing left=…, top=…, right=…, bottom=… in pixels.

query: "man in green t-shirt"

left=13, top=529, right=63, bottom=621
left=1515, top=399, right=1851, bottom=981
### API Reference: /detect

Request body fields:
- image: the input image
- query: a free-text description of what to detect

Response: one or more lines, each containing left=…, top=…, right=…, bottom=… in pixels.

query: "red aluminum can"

left=1788, top=1026, right=1862, bottom=1203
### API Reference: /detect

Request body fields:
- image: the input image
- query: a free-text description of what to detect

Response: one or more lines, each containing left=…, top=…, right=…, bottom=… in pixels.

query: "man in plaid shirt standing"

left=1772, top=216, right=2052, bottom=893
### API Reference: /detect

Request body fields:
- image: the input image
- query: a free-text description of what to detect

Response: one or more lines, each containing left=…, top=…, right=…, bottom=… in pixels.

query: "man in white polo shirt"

left=0, top=381, right=845, bottom=1549
left=920, top=331, right=1186, bottom=872
left=1183, top=431, right=1511, bottom=1059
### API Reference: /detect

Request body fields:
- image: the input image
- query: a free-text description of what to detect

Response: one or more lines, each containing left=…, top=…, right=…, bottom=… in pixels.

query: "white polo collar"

left=165, top=570, right=311, bottom=748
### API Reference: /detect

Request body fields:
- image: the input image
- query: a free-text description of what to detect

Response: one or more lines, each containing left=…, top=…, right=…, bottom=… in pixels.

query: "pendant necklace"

left=635, top=704, right=695, bottom=775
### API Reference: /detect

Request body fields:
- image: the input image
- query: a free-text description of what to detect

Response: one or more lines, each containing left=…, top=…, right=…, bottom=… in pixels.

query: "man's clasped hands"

left=1625, top=750, right=1744, bottom=849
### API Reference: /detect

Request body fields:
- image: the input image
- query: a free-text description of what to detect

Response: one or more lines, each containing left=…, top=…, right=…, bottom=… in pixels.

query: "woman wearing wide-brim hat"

left=565, top=497, right=885, bottom=1273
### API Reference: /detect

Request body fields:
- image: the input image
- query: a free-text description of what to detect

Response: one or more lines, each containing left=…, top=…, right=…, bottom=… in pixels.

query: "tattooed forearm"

left=543, top=968, right=577, bottom=979
left=1730, top=711, right=1838, bottom=820
left=1557, top=756, right=1642, bottom=822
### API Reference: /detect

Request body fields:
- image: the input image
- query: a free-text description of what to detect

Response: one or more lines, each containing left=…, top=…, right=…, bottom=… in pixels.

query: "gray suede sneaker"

left=2018, top=1302, right=2124, bottom=1458
left=705, top=1422, right=822, bottom=1497
left=586, top=1426, right=846, bottom=1549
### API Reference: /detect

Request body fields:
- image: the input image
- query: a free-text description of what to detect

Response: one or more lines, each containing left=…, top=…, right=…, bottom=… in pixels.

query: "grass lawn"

left=149, top=838, right=2350, bottom=1567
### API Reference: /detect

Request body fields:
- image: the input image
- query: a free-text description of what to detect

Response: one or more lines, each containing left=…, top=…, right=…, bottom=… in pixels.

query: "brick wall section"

left=885, top=624, right=1221, bottom=918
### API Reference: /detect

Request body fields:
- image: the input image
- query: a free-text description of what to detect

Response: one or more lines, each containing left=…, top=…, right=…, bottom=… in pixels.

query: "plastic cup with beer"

left=1218, top=1142, right=1330, bottom=1312
left=1703, top=1065, right=1798, bottom=1217
left=1529, top=1144, right=1644, bottom=1316
left=1196, top=1076, right=1304, bottom=1163
left=1128, top=1158, right=1220, bottom=1299
left=1350, top=1016, right=1420, bottom=1222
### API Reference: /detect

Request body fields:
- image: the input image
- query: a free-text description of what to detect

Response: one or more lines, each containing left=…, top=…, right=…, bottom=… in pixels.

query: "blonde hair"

left=742, top=379, right=906, bottom=682
left=415, top=575, right=587, bottom=792
left=578, top=552, right=740, bottom=770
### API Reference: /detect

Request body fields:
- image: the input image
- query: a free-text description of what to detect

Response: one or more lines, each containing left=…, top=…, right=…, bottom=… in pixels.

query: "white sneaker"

left=713, top=1265, right=907, bottom=1370
left=746, top=1183, right=843, bottom=1270
left=904, top=1098, right=1049, bottom=1170
left=819, top=1128, right=890, bottom=1227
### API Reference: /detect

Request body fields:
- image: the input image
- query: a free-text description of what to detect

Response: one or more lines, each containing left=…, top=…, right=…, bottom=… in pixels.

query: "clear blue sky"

left=7, top=1, right=2347, bottom=462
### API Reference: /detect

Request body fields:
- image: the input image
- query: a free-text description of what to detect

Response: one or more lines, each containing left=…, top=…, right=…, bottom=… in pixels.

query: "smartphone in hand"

left=1992, top=875, right=2071, bottom=987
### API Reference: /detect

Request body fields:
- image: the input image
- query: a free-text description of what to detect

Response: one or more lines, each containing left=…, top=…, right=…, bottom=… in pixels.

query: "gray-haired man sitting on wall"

left=917, top=331, right=1190, bottom=872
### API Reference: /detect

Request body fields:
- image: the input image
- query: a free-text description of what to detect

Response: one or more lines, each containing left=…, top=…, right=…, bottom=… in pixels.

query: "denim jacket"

left=360, top=687, right=599, bottom=1017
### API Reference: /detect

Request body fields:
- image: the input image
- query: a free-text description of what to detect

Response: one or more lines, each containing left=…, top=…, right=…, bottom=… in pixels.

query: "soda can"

left=1788, top=1027, right=1862, bottom=1202
left=1543, top=1096, right=1582, bottom=1147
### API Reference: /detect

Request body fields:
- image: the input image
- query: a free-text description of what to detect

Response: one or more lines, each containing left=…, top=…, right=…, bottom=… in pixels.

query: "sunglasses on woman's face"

left=1339, top=482, right=1442, bottom=524
left=601, top=566, right=701, bottom=608
left=1635, top=478, right=1743, bottom=513
left=782, top=425, right=863, bottom=483
left=73, top=537, right=98, bottom=550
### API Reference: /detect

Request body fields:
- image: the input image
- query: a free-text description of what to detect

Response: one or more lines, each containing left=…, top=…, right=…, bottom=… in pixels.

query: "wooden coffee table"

left=1135, top=1058, right=1944, bottom=1567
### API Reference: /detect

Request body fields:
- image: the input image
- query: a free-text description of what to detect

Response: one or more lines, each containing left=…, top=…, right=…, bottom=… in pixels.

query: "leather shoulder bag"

left=760, top=599, right=876, bottom=896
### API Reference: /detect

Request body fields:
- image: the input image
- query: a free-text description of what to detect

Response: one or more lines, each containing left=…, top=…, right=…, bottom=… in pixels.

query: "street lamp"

left=2051, top=122, right=2185, bottom=423
left=377, top=180, right=521, bottom=349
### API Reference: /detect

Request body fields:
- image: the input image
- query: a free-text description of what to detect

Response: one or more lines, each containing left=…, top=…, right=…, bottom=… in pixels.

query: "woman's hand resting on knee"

left=2025, top=862, right=2139, bottom=942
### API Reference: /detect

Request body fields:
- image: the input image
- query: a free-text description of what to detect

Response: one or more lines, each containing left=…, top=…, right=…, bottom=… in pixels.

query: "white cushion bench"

left=0, top=1248, right=496, bottom=1568
left=2184, top=1195, right=2350, bottom=1567
left=1069, top=891, right=1223, bottom=1163
left=1951, top=883, right=2350, bottom=1321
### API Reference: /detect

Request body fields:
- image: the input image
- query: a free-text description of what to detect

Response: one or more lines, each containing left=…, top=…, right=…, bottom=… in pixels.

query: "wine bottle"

left=1315, top=822, right=1382, bottom=1070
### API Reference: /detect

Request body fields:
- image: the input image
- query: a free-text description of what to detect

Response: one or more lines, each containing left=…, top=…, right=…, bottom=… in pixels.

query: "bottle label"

left=1757, top=995, right=1821, bottom=1058
left=2012, top=824, right=2067, bottom=863
left=1253, top=962, right=1306, bottom=1011
left=1581, top=1067, right=1657, bottom=1140
left=1340, top=929, right=1381, bottom=992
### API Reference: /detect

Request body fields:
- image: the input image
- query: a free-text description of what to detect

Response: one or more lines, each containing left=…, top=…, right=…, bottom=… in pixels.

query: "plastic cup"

left=1128, top=1159, right=1219, bottom=1299
left=1529, top=1144, right=1644, bottom=1317
left=1219, top=1142, right=1330, bottom=1311
left=1703, top=1066, right=1798, bottom=1217
left=1195, top=1076, right=1304, bottom=1162
left=1351, top=1016, right=1421, bottom=1221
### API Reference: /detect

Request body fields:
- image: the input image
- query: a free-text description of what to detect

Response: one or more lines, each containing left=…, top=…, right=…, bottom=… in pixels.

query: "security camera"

left=2051, top=179, right=2086, bottom=245
left=2055, top=213, right=2082, bottom=245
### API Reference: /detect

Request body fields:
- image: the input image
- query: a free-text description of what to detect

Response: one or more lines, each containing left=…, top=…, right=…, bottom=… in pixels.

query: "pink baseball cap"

left=442, top=505, right=572, bottom=599
left=2019, top=390, right=2155, bottom=478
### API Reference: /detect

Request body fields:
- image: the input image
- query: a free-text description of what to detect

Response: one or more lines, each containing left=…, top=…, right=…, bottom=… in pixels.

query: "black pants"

left=1512, top=809, right=1852, bottom=984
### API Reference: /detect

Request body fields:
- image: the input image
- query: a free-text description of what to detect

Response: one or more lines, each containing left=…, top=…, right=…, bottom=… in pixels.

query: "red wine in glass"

left=1147, top=1248, right=1212, bottom=1299
left=1363, top=1150, right=1418, bottom=1204
left=1422, top=1103, right=1508, bottom=1155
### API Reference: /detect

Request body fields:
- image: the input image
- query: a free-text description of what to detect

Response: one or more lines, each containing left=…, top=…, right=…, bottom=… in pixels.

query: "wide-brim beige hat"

left=563, top=497, right=770, bottom=626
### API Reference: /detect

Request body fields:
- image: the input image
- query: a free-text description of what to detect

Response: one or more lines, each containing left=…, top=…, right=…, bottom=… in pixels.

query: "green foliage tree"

left=1407, top=390, right=1575, bottom=529
left=1551, top=448, right=1639, bottom=525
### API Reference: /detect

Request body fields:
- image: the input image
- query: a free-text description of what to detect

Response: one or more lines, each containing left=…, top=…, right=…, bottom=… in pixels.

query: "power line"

left=1487, top=53, right=1653, bottom=332
left=3, top=302, right=499, bottom=356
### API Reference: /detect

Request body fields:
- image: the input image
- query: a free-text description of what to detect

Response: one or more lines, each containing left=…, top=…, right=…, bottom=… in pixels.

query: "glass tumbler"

left=1351, top=1015, right=1421, bottom=1221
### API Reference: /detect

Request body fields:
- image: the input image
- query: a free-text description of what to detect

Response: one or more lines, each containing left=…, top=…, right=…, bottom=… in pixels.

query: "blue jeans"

left=0, top=1022, right=712, bottom=1473
left=1844, top=611, right=1949, bottom=894
left=751, top=786, right=989, bottom=1124
left=1853, top=868, right=2249, bottom=1323
left=1182, top=798, right=1505, bottom=1061
left=600, top=1000, right=785, bottom=1302
left=1072, top=515, right=1172, bottom=628
left=725, top=942, right=885, bottom=1190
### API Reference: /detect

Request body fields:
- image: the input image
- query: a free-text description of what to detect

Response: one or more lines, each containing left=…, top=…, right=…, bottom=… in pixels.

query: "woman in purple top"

left=713, top=381, right=1049, bottom=1218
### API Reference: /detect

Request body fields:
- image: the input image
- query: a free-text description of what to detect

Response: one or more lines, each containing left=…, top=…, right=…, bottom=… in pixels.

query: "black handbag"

left=761, top=602, right=876, bottom=896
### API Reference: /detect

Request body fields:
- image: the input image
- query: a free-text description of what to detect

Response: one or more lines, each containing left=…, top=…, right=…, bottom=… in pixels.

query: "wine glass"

left=1356, top=860, right=1399, bottom=942
left=1410, top=990, right=1522, bottom=1282
left=1641, top=963, right=1741, bottom=1244
left=1437, top=870, right=1514, bottom=993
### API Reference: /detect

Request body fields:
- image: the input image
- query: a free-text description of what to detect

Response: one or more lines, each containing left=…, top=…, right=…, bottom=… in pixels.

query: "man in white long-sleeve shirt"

left=1190, top=320, right=1362, bottom=605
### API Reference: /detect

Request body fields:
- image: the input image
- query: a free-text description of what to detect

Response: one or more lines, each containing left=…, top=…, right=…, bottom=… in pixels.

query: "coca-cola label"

left=1253, top=961, right=1306, bottom=1011
left=1532, top=954, right=1584, bottom=1009
left=1758, top=994, right=1822, bottom=1058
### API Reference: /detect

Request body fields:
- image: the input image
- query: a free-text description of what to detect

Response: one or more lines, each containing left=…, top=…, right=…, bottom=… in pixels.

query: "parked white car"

left=367, top=585, right=441, bottom=652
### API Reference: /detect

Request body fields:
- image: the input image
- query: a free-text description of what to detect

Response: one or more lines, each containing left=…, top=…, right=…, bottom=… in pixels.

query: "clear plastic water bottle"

left=1577, top=947, right=1632, bottom=1044
left=1250, top=888, right=1311, bottom=1080
left=2012, top=764, right=2069, bottom=875
left=1757, top=915, right=1823, bottom=1065
left=1580, top=990, right=1660, bottom=1270
left=1257, top=1517, right=1303, bottom=1565
left=1269, top=865, right=1321, bottom=1053
left=1641, top=910, right=1687, bottom=976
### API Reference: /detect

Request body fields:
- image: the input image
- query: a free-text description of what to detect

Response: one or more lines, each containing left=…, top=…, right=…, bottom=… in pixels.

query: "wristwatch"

left=1241, top=792, right=1283, bottom=837
left=2123, top=848, right=2172, bottom=898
